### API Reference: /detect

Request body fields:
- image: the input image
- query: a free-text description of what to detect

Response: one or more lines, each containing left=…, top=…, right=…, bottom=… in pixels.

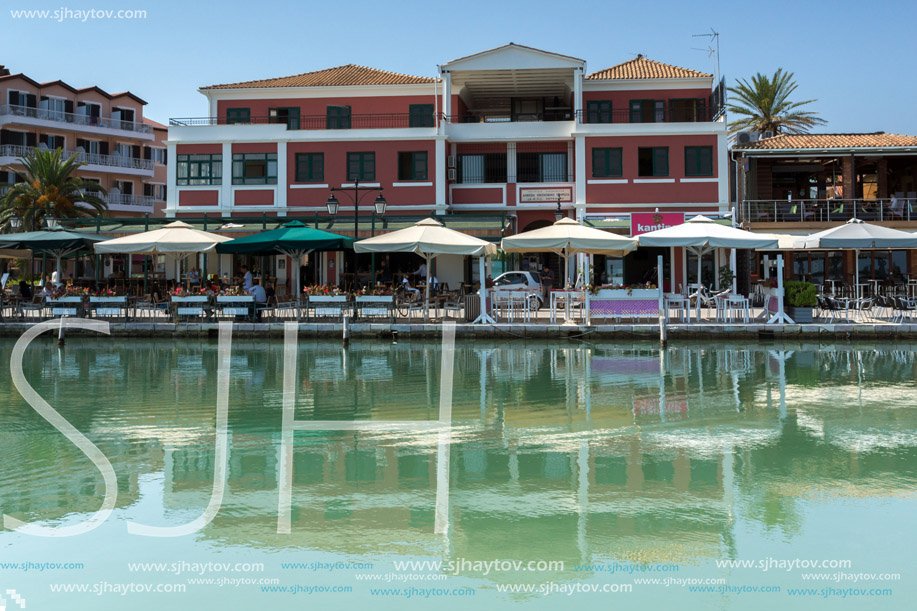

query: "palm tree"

left=0, top=148, right=107, bottom=232
left=727, top=68, right=827, bottom=135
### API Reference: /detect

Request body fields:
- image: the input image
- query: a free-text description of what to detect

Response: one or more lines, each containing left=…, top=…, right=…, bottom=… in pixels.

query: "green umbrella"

left=0, top=230, right=106, bottom=282
left=215, top=221, right=354, bottom=295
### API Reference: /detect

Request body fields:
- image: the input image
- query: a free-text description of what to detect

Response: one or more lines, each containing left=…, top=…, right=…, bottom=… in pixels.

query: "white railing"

left=0, top=144, right=153, bottom=171
left=106, top=194, right=155, bottom=208
left=0, top=104, right=153, bottom=134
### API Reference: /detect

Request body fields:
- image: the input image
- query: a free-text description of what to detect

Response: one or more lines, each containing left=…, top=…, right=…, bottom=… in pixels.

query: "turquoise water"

left=0, top=334, right=915, bottom=610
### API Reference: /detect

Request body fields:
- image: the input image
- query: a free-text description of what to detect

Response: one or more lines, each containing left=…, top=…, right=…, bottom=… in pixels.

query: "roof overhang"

left=442, top=43, right=585, bottom=72
left=734, top=147, right=917, bottom=157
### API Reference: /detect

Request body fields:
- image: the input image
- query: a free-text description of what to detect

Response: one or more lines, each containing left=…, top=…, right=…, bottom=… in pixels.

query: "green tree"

left=0, top=148, right=107, bottom=232
left=727, top=68, right=826, bottom=135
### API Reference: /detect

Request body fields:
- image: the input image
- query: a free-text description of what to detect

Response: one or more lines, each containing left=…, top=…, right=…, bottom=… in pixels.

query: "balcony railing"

left=170, top=113, right=434, bottom=130
left=0, top=144, right=153, bottom=171
left=0, top=104, right=153, bottom=134
left=742, top=198, right=917, bottom=224
left=441, top=112, right=574, bottom=124
left=576, top=107, right=714, bottom=124
left=105, top=193, right=155, bottom=209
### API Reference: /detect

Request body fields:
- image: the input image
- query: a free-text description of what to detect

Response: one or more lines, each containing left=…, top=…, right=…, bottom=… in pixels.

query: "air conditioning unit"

left=736, top=131, right=758, bottom=145
left=447, top=168, right=456, bottom=181
left=762, top=130, right=775, bottom=139
left=447, top=155, right=456, bottom=168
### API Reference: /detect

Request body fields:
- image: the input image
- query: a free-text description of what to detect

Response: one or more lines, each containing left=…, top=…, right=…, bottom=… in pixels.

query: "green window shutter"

left=226, top=108, right=250, bottom=124
left=654, top=100, right=666, bottom=123
left=409, top=104, right=434, bottom=127
left=592, top=149, right=604, bottom=176
left=701, top=147, right=712, bottom=175
left=415, top=152, right=427, bottom=179
left=653, top=148, right=669, bottom=176
left=610, top=148, right=622, bottom=176
left=328, top=106, right=352, bottom=130
left=629, top=100, right=642, bottom=123
left=685, top=147, right=697, bottom=176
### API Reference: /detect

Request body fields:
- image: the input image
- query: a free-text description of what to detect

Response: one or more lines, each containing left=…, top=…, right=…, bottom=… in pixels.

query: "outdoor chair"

left=855, top=298, right=874, bottom=321
left=441, top=292, right=464, bottom=320
left=271, top=296, right=302, bottom=321
left=19, top=296, right=47, bottom=321
left=893, top=297, right=915, bottom=323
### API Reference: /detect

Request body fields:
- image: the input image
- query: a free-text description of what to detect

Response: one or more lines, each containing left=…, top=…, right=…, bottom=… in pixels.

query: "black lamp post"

left=554, top=197, right=564, bottom=222
left=325, top=179, right=387, bottom=283
left=45, top=212, right=60, bottom=230
left=9, top=212, right=22, bottom=231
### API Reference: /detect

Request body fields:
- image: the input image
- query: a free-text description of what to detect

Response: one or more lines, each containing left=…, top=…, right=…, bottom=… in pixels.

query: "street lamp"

left=325, top=179, right=387, bottom=283
left=554, top=197, right=564, bottom=222
left=45, top=213, right=60, bottom=230
left=9, top=212, right=22, bottom=231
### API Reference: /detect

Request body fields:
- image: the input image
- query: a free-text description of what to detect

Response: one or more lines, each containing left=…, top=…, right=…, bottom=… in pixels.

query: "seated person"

left=40, top=283, right=55, bottom=299
left=18, top=281, right=33, bottom=301
left=401, top=274, right=421, bottom=300
left=264, top=282, right=276, bottom=304
left=188, top=267, right=201, bottom=287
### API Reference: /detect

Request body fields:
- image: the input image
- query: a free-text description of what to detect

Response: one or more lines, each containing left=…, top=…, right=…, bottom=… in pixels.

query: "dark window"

left=586, top=100, right=612, bottom=124
left=327, top=106, right=352, bottom=130
left=398, top=151, right=428, bottom=180
left=638, top=147, right=669, bottom=177
left=457, top=153, right=506, bottom=184
left=670, top=98, right=707, bottom=122
left=269, top=107, right=300, bottom=129
left=176, top=154, right=222, bottom=186
left=232, top=153, right=278, bottom=185
left=295, top=153, right=324, bottom=182
left=517, top=152, right=567, bottom=182
left=592, top=148, right=623, bottom=178
left=347, top=152, right=375, bottom=181
left=629, top=100, right=666, bottom=123
left=409, top=104, right=435, bottom=128
left=225, top=108, right=250, bottom=124
left=684, top=146, right=713, bottom=177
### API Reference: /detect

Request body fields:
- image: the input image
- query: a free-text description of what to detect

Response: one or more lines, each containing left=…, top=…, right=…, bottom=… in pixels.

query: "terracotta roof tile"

left=202, top=64, right=435, bottom=90
left=143, top=117, right=167, bottom=129
left=734, top=132, right=917, bottom=150
left=586, top=55, right=711, bottom=80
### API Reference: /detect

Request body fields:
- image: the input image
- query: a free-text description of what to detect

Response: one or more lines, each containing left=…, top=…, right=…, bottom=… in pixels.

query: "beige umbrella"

left=93, top=221, right=231, bottom=286
left=354, top=218, right=497, bottom=322
left=501, top=217, right=637, bottom=288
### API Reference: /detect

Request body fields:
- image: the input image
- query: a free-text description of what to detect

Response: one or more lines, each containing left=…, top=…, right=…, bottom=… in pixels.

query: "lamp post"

left=45, top=212, right=60, bottom=230
left=325, top=179, right=387, bottom=286
left=9, top=212, right=22, bottom=231
left=554, top=197, right=564, bottom=222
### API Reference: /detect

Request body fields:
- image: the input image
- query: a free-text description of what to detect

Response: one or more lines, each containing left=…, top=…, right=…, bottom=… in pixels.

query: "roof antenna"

left=691, top=28, right=720, bottom=83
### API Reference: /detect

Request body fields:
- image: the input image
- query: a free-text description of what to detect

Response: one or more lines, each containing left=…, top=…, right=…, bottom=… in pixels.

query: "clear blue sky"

left=3, top=0, right=914, bottom=134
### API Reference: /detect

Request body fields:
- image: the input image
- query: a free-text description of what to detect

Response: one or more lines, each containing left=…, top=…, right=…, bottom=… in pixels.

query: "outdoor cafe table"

left=170, top=295, right=209, bottom=321
left=47, top=296, right=84, bottom=317
left=715, top=293, right=750, bottom=323
left=664, top=293, right=691, bottom=323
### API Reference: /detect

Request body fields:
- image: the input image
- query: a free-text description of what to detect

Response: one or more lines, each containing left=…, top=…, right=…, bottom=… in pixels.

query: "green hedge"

left=784, top=280, right=817, bottom=307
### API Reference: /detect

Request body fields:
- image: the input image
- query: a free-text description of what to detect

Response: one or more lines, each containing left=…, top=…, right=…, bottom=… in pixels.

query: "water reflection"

left=0, top=338, right=915, bottom=583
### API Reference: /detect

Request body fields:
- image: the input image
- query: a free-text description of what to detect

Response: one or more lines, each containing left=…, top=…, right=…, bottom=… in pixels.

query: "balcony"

left=576, top=107, right=716, bottom=125
left=105, top=193, right=155, bottom=213
left=0, top=104, right=153, bottom=136
left=741, top=198, right=917, bottom=225
left=0, top=144, right=154, bottom=174
left=169, top=113, right=433, bottom=130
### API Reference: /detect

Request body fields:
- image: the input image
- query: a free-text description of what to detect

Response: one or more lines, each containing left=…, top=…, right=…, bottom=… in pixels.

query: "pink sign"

left=630, top=212, right=685, bottom=236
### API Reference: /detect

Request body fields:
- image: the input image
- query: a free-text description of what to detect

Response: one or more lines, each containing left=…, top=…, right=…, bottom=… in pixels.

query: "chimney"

left=0, top=65, right=10, bottom=77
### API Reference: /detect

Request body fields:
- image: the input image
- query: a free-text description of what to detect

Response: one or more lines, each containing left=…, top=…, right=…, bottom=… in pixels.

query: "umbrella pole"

left=697, top=247, right=703, bottom=321
left=56, top=254, right=62, bottom=285
left=425, top=254, right=432, bottom=322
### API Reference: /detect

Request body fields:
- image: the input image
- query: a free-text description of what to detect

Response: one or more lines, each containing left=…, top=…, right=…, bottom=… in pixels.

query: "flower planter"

left=355, top=295, right=394, bottom=319
left=588, top=288, right=661, bottom=321
left=216, top=295, right=253, bottom=316
left=89, top=295, right=128, bottom=317
left=48, top=296, right=84, bottom=317
left=786, top=305, right=814, bottom=323
left=171, top=295, right=208, bottom=316
left=308, top=295, right=350, bottom=318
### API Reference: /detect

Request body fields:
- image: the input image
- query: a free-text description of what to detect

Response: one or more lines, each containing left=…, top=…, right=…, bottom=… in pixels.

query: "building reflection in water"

left=0, top=339, right=915, bottom=582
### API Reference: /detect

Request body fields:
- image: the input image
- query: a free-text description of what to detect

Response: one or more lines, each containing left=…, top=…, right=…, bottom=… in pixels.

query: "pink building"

left=0, top=64, right=166, bottom=217
left=168, top=44, right=728, bottom=288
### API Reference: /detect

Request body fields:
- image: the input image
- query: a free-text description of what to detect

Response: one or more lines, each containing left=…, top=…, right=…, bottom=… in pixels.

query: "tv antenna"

left=692, top=28, right=720, bottom=82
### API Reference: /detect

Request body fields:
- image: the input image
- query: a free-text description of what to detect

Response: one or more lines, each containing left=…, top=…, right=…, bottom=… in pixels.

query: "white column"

left=221, top=142, right=232, bottom=214
left=507, top=142, right=517, bottom=185
left=276, top=141, right=287, bottom=215
left=574, top=136, right=586, bottom=217
left=435, top=138, right=447, bottom=213
left=165, top=142, right=178, bottom=217
left=442, top=71, right=451, bottom=119
left=730, top=248, right=737, bottom=293
left=573, top=67, right=583, bottom=119
left=717, top=131, right=729, bottom=212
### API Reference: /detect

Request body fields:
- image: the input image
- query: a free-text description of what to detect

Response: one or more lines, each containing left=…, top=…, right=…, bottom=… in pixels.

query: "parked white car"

left=491, top=271, right=544, bottom=309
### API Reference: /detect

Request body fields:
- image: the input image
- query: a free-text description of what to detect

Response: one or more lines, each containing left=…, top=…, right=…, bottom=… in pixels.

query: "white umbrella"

left=639, top=215, right=778, bottom=318
left=795, top=219, right=917, bottom=297
left=501, top=217, right=637, bottom=289
left=93, top=221, right=231, bottom=286
left=354, top=218, right=497, bottom=321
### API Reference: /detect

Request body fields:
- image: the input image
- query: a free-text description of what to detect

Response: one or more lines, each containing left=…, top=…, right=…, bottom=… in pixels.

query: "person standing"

left=540, top=266, right=554, bottom=304
left=240, top=264, right=253, bottom=290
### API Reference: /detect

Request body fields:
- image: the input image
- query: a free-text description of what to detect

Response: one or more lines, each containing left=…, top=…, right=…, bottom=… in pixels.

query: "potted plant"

left=718, top=265, right=735, bottom=291
left=784, top=280, right=817, bottom=323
